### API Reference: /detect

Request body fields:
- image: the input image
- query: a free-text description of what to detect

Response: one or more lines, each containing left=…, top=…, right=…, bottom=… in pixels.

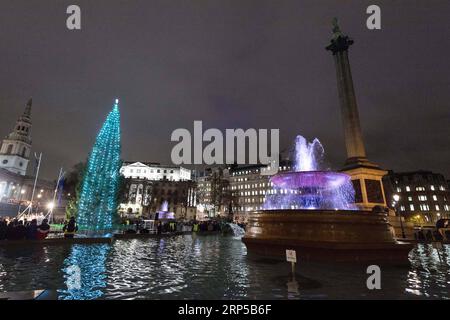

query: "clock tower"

left=0, top=98, right=33, bottom=176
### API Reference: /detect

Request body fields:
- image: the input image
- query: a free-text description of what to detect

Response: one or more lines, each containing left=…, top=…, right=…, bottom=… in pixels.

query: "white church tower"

left=0, top=99, right=33, bottom=175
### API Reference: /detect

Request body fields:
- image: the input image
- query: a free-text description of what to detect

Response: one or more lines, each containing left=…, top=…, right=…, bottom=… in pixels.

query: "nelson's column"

left=326, top=19, right=387, bottom=210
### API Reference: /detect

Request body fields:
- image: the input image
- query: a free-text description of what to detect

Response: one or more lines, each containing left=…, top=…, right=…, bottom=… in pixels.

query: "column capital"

left=326, top=35, right=354, bottom=54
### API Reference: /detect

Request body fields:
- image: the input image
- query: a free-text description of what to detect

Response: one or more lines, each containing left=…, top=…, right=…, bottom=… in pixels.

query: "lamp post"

left=17, top=188, right=26, bottom=215
left=393, top=194, right=405, bottom=239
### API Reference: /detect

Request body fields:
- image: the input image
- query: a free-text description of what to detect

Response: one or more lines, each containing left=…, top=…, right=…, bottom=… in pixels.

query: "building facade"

left=383, top=170, right=450, bottom=225
left=195, top=162, right=292, bottom=222
left=195, top=167, right=231, bottom=220
left=229, top=162, right=292, bottom=221
left=120, top=162, right=191, bottom=181
left=119, top=162, right=196, bottom=219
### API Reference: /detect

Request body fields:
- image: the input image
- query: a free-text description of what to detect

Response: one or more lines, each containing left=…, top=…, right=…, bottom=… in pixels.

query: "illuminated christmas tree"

left=77, top=100, right=121, bottom=234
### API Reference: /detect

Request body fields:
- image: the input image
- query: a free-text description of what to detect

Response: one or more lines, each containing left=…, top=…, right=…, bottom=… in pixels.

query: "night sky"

left=0, top=0, right=449, bottom=180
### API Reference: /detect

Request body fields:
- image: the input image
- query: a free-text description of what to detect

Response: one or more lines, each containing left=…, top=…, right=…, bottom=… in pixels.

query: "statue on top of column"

left=332, top=17, right=344, bottom=39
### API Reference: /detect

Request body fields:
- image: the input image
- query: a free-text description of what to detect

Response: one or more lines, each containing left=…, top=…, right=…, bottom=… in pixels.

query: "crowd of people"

left=0, top=217, right=51, bottom=240
left=124, top=218, right=245, bottom=235
left=0, top=216, right=79, bottom=240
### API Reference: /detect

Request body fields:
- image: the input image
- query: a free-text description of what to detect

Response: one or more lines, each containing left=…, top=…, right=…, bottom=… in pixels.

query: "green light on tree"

left=77, top=100, right=121, bottom=234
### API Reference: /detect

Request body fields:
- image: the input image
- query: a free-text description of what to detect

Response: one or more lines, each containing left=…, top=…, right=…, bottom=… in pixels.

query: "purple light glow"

left=263, top=135, right=357, bottom=211
left=270, top=171, right=351, bottom=190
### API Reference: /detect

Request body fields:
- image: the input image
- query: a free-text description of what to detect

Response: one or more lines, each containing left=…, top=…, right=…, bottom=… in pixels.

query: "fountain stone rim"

left=270, top=170, right=352, bottom=190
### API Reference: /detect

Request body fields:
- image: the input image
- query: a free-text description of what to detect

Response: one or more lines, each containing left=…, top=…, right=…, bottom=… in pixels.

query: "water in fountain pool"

left=0, top=235, right=449, bottom=299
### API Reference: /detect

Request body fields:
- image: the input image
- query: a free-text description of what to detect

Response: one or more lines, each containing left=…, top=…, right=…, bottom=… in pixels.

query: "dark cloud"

left=0, top=0, right=449, bottom=179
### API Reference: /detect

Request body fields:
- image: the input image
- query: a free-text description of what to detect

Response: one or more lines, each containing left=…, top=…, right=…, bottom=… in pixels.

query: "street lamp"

left=47, top=201, right=55, bottom=210
left=393, top=194, right=405, bottom=239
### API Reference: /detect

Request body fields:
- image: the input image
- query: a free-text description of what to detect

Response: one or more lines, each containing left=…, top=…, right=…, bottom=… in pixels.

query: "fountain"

left=242, top=136, right=413, bottom=264
left=155, top=201, right=175, bottom=220
left=264, top=136, right=356, bottom=211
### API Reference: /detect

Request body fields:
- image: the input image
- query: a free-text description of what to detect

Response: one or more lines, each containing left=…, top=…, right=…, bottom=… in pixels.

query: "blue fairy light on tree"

left=77, top=99, right=121, bottom=234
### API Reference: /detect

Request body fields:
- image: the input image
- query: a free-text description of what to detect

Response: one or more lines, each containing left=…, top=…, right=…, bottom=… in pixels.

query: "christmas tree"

left=77, top=100, right=121, bottom=234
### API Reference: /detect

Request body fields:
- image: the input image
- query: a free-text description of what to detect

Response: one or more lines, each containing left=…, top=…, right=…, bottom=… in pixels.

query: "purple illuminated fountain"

left=264, top=135, right=356, bottom=210
left=156, top=201, right=175, bottom=220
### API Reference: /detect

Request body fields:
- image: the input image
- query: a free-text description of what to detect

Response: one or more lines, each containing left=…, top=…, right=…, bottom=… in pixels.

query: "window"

left=433, top=195, right=438, bottom=201
left=439, top=186, right=446, bottom=191
left=405, top=186, right=411, bottom=192
left=430, top=185, right=435, bottom=191
left=6, top=144, right=13, bottom=154
left=435, top=205, right=440, bottom=211
left=419, top=204, right=429, bottom=211
left=400, top=205, right=405, bottom=211
left=418, top=195, right=427, bottom=201
left=408, top=196, right=413, bottom=202
left=396, top=187, right=401, bottom=192
left=410, top=204, right=415, bottom=211
left=415, top=186, right=425, bottom=191
left=444, top=205, right=450, bottom=212
left=2, top=159, right=8, bottom=164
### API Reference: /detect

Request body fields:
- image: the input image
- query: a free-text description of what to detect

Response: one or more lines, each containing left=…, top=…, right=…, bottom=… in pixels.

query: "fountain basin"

left=271, top=171, right=351, bottom=190
left=242, top=209, right=413, bottom=264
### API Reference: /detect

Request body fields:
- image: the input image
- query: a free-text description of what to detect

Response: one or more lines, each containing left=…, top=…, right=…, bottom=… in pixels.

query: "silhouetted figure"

left=26, top=219, right=38, bottom=240
left=15, top=220, right=27, bottom=240
left=63, top=217, right=78, bottom=238
left=0, top=220, right=7, bottom=240
left=417, top=230, right=425, bottom=241
left=157, top=221, right=162, bottom=235
left=37, top=219, right=51, bottom=240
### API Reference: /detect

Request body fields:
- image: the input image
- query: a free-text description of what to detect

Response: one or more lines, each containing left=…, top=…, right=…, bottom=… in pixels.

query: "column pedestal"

left=341, top=164, right=387, bottom=211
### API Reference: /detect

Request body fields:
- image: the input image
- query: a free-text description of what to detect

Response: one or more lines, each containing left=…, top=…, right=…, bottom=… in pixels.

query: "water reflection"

left=406, top=244, right=450, bottom=299
left=58, top=244, right=110, bottom=300
left=0, top=238, right=449, bottom=299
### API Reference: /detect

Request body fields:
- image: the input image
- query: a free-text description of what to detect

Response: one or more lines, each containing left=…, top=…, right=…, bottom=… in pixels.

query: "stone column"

left=326, top=19, right=387, bottom=210
left=333, top=50, right=367, bottom=160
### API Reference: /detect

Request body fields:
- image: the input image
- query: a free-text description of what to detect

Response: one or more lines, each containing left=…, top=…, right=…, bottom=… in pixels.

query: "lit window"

left=419, top=204, right=429, bottom=211
left=396, top=187, right=401, bottom=192
left=418, top=195, right=427, bottom=201
left=408, top=196, right=413, bottom=202
left=406, top=186, right=411, bottom=192
left=410, top=204, right=415, bottom=211
left=439, top=186, right=445, bottom=191
left=433, top=195, right=438, bottom=201
left=430, top=185, right=435, bottom=191
left=435, top=205, right=440, bottom=211
left=415, top=186, right=425, bottom=191
left=400, top=205, right=405, bottom=211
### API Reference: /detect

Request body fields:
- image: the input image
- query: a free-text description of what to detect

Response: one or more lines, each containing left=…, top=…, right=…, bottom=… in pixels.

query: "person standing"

left=63, top=217, right=78, bottom=239
left=37, top=219, right=51, bottom=240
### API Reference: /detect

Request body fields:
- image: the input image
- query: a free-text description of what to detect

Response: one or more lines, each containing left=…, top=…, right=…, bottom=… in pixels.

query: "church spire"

left=23, top=98, right=32, bottom=119
left=0, top=98, right=33, bottom=175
